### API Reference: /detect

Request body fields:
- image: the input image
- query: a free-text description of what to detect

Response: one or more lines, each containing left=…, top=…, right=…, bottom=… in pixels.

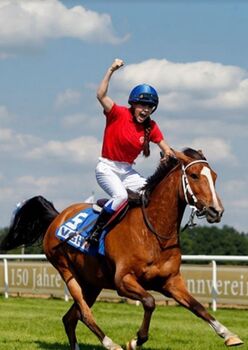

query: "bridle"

left=141, top=159, right=209, bottom=241
left=181, top=159, right=209, bottom=231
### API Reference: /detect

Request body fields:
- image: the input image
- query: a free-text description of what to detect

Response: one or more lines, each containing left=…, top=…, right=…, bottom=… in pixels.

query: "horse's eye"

left=190, top=173, right=199, bottom=180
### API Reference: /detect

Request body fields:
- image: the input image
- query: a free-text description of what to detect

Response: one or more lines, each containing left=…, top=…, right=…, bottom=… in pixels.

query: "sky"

left=0, top=0, right=247, bottom=233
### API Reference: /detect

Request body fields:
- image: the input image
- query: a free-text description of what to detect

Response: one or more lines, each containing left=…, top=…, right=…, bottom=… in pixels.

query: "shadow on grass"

left=35, top=341, right=105, bottom=350
left=35, top=341, right=156, bottom=350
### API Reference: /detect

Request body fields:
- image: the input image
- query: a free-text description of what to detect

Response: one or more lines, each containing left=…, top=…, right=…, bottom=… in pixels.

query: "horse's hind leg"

left=162, top=274, right=243, bottom=347
left=65, top=277, right=124, bottom=350
left=63, top=284, right=103, bottom=350
left=63, top=302, right=81, bottom=350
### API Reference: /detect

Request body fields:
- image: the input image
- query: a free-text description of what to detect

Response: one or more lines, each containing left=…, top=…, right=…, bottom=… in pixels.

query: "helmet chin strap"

left=149, top=105, right=157, bottom=114
left=130, top=104, right=157, bottom=117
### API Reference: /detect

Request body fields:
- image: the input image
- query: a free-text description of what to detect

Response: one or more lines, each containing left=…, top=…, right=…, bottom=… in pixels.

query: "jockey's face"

left=132, top=103, right=154, bottom=123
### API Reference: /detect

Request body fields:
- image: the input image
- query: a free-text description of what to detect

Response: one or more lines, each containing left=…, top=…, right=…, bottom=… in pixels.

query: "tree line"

left=180, top=225, right=248, bottom=257
left=0, top=225, right=248, bottom=258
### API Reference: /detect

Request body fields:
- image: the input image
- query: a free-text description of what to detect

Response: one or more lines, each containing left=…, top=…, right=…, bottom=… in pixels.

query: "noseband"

left=181, top=159, right=209, bottom=230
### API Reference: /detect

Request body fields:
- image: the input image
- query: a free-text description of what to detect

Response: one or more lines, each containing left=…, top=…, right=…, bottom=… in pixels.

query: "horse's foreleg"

left=162, top=274, right=243, bottom=347
left=66, top=277, right=124, bottom=350
left=116, top=273, right=156, bottom=350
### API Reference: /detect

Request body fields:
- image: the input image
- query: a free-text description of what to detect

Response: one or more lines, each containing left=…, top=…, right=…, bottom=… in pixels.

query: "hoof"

left=126, top=340, right=142, bottom=350
left=102, top=336, right=124, bottom=350
left=225, top=336, right=244, bottom=347
left=110, top=345, right=124, bottom=350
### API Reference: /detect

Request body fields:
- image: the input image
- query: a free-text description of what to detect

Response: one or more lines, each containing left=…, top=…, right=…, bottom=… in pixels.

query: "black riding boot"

left=87, top=209, right=113, bottom=245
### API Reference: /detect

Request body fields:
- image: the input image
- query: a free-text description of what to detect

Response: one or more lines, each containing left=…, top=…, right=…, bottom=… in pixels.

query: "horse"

left=0, top=148, right=243, bottom=350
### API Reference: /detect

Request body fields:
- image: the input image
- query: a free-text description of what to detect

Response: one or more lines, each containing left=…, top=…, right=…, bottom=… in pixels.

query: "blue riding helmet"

left=128, top=84, right=159, bottom=113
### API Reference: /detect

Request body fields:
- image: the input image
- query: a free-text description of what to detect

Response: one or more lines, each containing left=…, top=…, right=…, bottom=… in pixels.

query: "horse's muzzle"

left=205, top=206, right=224, bottom=223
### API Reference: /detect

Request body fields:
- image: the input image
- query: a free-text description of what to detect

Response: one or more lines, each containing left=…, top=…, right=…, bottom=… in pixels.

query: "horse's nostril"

left=208, top=206, right=220, bottom=217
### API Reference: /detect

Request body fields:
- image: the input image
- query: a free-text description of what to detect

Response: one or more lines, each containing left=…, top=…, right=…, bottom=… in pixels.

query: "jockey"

left=87, top=58, right=176, bottom=245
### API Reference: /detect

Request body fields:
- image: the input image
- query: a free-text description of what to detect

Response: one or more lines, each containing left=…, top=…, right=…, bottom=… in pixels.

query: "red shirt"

left=101, top=104, right=164, bottom=164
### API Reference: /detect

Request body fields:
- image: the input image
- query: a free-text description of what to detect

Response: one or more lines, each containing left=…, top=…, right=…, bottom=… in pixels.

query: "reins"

left=141, top=192, right=174, bottom=242
left=141, top=159, right=209, bottom=241
left=141, top=163, right=181, bottom=242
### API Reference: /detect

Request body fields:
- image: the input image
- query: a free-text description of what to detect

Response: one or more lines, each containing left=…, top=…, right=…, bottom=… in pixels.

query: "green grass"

left=0, top=296, right=246, bottom=350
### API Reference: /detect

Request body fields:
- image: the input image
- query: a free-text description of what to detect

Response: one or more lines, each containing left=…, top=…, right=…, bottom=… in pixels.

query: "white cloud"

left=0, top=128, right=13, bottom=141
left=62, top=112, right=88, bottom=127
left=230, top=199, right=248, bottom=209
left=0, top=170, right=100, bottom=228
left=0, top=51, right=14, bottom=59
left=224, top=180, right=247, bottom=195
left=117, top=59, right=245, bottom=90
left=61, top=112, right=98, bottom=130
left=17, top=175, right=59, bottom=194
left=0, top=186, right=14, bottom=201
left=0, top=126, right=101, bottom=166
left=0, top=105, right=13, bottom=122
left=205, top=79, right=248, bottom=109
left=220, top=179, right=248, bottom=217
left=55, top=89, right=82, bottom=108
left=114, top=59, right=248, bottom=114
left=0, top=0, right=127, bottom=48
left=152, top=118, right=239, bottom=165
left=26, top=136, right=101, bottom=164
left=160, top=118, right=248, bottom=139
left=190, top=137, right=235, bottom=163
left=0, top=128, right=41, bottom=153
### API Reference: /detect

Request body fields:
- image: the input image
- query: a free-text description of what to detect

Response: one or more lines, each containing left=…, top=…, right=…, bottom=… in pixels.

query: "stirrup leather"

left=87, top=226, right=102, bottom=245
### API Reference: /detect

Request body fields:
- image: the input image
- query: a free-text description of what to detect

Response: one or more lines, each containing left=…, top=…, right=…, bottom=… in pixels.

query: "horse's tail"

left=0, top=195, right=59, bottom=251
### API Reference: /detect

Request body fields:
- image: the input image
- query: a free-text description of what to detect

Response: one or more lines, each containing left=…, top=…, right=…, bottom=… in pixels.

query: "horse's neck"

left=147, top=168, right=185, bottom=236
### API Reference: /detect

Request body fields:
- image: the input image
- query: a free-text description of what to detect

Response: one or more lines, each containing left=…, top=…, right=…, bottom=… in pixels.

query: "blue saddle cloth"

left=55, top=207, right=108, bottom=256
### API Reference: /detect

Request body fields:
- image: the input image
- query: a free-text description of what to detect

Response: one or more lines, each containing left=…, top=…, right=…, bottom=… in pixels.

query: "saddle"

left=93, top=189, right=142, bottom=213
left=55, top=190, right=144, bottom=256
left=92, top=189, right=143, bottom=232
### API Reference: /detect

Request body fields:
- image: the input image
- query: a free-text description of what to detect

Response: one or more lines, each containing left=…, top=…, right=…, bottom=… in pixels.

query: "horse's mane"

left=144, top=148, right=206, bottom=196
left=143, top=155, right=179, bottom=196
left=183, top=148, right=206, bottom=161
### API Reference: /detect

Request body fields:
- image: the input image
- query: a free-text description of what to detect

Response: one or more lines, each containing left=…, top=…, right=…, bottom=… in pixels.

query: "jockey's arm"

left=158, top=139, right=176, bottom=161
left=97, top=58, right=124, bottom=113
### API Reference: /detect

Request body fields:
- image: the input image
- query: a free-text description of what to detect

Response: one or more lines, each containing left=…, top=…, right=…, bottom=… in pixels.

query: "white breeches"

left=95, top=157, right=146, bottom=212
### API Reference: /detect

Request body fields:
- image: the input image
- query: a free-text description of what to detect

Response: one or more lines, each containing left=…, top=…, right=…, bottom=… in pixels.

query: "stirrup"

left=87, top=235, right=99, bottom=245
left=86, top=229, right=101, bottom=245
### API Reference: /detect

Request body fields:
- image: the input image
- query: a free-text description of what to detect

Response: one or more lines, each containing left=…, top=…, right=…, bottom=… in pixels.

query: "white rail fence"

left=1, top=254, right=248, bottom=311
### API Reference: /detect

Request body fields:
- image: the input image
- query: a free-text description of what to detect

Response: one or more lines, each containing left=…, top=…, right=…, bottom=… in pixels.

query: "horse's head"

left=176, top=148, right=224, bottom=224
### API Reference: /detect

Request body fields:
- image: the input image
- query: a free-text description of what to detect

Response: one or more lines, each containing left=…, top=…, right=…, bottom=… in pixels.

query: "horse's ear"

left=197, top=149, right=205, bottom=158
left=174, top=150, right=189, bottom=163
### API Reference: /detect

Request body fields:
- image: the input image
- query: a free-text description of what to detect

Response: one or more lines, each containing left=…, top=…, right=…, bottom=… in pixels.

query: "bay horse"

left=0, top=148, right=243, bottom=349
